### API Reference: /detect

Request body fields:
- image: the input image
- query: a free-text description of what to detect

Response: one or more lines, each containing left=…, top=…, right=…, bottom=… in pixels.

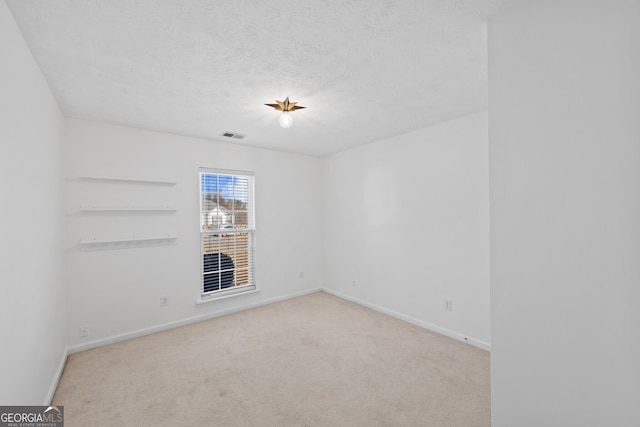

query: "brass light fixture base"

left=265, top=97, right=306, bottom=112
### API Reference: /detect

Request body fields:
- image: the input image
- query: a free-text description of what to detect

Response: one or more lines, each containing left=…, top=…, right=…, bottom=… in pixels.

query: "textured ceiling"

left=7, top=0, right=505, bottom=156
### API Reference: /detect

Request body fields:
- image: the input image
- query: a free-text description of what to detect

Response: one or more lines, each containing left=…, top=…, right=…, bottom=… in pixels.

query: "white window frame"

left=199, top=168, right=256, bottom=301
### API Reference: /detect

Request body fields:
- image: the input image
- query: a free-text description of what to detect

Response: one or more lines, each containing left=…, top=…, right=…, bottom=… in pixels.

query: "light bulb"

left=279, top=112, right=293, bottom=128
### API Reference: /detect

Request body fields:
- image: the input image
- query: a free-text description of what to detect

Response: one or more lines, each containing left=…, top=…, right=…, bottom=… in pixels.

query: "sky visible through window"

left=201, top=173, right=248, bottom=203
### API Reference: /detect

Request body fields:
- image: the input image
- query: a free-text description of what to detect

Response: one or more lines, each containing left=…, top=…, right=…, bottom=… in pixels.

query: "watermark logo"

left=0, top=406, right=63, bottom=427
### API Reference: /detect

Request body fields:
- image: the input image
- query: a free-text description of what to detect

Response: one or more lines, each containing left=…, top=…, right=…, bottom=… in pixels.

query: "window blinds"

left=200, top=170, right=255, bottom=298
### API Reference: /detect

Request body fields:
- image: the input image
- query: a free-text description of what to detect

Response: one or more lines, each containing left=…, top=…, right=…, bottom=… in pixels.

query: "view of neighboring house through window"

left=200, top=169, right=255, bottom=298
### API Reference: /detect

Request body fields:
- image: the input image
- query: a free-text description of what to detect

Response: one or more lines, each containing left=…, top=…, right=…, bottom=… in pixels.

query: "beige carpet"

left=53, top=291, right=490, bottom=426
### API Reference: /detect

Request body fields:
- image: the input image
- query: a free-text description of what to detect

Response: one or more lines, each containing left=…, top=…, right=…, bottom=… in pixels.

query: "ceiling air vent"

left=220, top=132, right=246, bottom=140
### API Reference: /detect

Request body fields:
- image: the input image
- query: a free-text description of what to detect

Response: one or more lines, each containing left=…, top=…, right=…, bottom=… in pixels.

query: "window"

left=200, top=169, right=255, bottom=299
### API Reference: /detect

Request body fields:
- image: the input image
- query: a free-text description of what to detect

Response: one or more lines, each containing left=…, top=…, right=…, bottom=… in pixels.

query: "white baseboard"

left=66, top=287, right=322, bottom=355
left=44, top=347, right=68, bottom=405
left=321, top=288, right=491, bottom=352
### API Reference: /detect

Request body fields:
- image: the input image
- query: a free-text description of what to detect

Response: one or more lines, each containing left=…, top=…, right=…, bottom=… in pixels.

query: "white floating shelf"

left=79, top=175, right=177, bottom=186
left=80, top=234, right=177, bottom=251
left=80, top=206, right=177, bottom=212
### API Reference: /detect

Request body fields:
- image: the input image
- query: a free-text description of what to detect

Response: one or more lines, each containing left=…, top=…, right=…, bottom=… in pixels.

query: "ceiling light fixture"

left=265, top=97, right=306, bottom=128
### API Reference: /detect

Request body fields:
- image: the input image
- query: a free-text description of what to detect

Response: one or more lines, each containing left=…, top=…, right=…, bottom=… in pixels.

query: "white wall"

left=489, top=1, right=640, bottom=425
left=0, top=1, right=66, bottom=405
left=62, top=118, right=323, bottom=348
left=322, top=111, right=490, bottom=348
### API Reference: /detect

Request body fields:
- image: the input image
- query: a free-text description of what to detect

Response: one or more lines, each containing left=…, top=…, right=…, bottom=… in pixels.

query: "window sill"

left=195, top=288, right=260, bottom=305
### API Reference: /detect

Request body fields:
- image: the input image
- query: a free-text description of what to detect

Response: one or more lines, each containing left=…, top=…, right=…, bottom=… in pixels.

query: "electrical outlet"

left=299, top=272, right=304, bottom=279
left=444, top=299, right=453, bottom=311
left=79, top=326, right=89, bottom=338
left=160, top=295, right=168, bottom=307
left=352, top=280, right=357, bottom=287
